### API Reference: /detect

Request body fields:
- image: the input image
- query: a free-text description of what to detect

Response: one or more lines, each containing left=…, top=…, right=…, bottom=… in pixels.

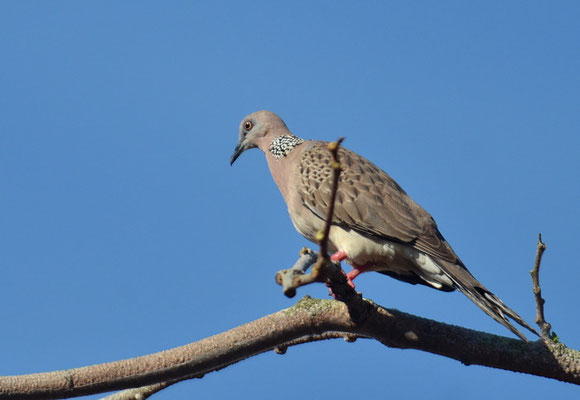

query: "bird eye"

left=244, top=121, right=253, bottom=131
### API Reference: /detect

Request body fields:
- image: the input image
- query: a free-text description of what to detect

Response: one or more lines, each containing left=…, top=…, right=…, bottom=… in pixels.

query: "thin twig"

left=308, top=138, right=345, bottom=285
left=275, top=248, right=318, bottom=297
left=274, top=329, right=363, bottom=354
left=99, top=381, right=175, bottom=400
left=530, top=233, right=551, bottom=339
left=275, top=248, right=359, bottom=302
left=315, top=137, right=345, bottom=261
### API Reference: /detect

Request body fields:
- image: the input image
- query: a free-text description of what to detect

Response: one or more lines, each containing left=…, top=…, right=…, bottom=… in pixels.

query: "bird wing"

left=296, top=141, right=539, bottom=340
left=297, top=141, right=461, bottom=265
left=295, top=141, right=539, bottom=340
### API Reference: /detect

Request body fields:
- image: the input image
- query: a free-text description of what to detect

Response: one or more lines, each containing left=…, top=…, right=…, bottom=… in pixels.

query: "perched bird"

left=230, top=110, right=537, bottom=341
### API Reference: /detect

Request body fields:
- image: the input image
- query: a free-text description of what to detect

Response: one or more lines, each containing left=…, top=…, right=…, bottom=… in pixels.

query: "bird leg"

left=326, top=268, right=356, bottom=297
left=326, top=265, right=362, bottom=299
left=330, top=250, right=348, bottom=262
left=346, top=267, right=366, bottom=282
left=344, top=263, right=371, bottom=289
left=328, top=250, right=358, bottom=289
left=330, top=250, right=369, bottom=287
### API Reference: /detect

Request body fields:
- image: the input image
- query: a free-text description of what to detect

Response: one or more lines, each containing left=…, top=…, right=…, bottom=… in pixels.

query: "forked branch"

left=1, top=295, right=579, bottom=400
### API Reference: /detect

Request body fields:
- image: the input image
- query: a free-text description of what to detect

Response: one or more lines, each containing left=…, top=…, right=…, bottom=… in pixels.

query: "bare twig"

left=99, top=381, right=176, bottom=400
left=275, top=248, right=360, bottom=305
left=530, top=233, right=551, bottom=339
left=274, top=328, right=363, bottom=354
left=309, top=138, right=345, bottom=286
left=315, top=137, right=345, bottom=260
left=275, top=248, right=318, bottom=298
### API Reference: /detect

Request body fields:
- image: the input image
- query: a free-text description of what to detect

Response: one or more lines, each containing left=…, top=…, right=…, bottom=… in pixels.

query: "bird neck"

left=268, top=135, right=305, bottom=159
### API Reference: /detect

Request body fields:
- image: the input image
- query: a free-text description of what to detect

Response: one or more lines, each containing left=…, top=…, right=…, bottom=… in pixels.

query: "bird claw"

left=344, top=270, right=356, bottom=289
left=326, top=267, right=356, bottom=299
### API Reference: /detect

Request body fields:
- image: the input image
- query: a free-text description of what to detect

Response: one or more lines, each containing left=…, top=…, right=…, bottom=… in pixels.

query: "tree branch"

left=99, top=381, right=176, bottom=400
left=3, top=142, right=576, bottom=399
left=530, top=233, right=552, bottom=339
left=1, top=296, right=578, bottom=399
left=315, top=138, right=344, bottom=260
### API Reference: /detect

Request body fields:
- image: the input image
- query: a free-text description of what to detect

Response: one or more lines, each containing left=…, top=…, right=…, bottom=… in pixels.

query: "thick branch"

left=2, top=143, right=575, bottom=399
left=1, top=297, right=578, bottom=399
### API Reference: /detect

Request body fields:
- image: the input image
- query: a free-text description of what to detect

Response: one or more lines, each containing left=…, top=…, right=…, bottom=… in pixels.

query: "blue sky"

left=1, top=1, right=579, bottom=399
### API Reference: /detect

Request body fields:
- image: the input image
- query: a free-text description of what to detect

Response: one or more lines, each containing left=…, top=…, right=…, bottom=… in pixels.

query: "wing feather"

left=297, top=142, right=461, bottom=264
left=296, top=141, right=538, bottom=339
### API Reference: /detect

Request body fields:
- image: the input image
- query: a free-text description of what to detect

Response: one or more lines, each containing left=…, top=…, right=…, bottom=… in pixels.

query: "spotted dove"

left=230, top=110, right=537, bottom=341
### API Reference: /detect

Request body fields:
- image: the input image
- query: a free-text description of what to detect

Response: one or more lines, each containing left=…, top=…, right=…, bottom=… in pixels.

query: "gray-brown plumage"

left=230, top=110, right=538, bottom=341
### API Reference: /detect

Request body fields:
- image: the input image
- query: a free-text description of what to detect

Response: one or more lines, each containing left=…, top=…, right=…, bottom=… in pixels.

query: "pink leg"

left=327, top=268, right=356, bottom=297
left=345, top=265, right=368, bottom=288
left=327, top=250, right=352, bottom=295
left=346, top=268, right=363, bottom=281
left=330, top=250, right=348, bottom=262
left=327, top=251, right=367, bottom=293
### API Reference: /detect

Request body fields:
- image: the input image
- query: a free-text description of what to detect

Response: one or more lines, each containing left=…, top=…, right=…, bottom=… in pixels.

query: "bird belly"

left=328, top=225, right=399, bottom=271
left=288, top=210, right=453, bottom=290
left=328, top=225, right=454, bottom=289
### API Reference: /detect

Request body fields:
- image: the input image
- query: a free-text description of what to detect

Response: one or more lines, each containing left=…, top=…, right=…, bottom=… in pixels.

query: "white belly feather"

left=289, top=206, right=453, bottom=290
left=328, top=224, right=453, bottom=290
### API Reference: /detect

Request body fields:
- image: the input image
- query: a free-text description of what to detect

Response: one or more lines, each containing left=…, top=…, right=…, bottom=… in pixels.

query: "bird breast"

left=289, top=209, right=399, bottom=271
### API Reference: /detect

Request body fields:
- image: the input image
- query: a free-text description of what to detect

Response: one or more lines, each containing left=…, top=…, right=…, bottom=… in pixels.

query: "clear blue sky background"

left=1, top=2, right=578, bottom=399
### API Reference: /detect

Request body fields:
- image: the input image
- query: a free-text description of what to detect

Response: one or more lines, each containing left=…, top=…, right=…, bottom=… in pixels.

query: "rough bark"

left=0, top=296, right=578, bottom=400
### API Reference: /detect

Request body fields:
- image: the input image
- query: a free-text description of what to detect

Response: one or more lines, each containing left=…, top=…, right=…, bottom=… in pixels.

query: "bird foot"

left=326, top=251, right=363, bottom=298
left=326, top=268, right=357, bottom=299
left=344, top=270, right=357, bottom=289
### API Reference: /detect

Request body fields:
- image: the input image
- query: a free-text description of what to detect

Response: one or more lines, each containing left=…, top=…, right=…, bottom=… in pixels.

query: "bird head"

left=230, top=110, right=289, bottom=165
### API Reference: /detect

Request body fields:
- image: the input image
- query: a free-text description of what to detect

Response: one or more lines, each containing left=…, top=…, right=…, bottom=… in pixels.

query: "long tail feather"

left=439, top=261, right=538, bottom=341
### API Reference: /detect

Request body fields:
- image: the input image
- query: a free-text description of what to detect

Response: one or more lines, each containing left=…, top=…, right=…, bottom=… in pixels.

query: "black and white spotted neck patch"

left=269, top=135, right=305, bottom=159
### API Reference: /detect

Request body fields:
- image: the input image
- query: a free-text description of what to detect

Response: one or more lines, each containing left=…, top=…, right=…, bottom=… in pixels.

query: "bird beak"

left=230, top=143, right=244, bottom=165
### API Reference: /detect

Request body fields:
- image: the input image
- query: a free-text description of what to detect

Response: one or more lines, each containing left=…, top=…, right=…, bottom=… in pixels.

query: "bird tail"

left=439, top=261, right=539, bottom=341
